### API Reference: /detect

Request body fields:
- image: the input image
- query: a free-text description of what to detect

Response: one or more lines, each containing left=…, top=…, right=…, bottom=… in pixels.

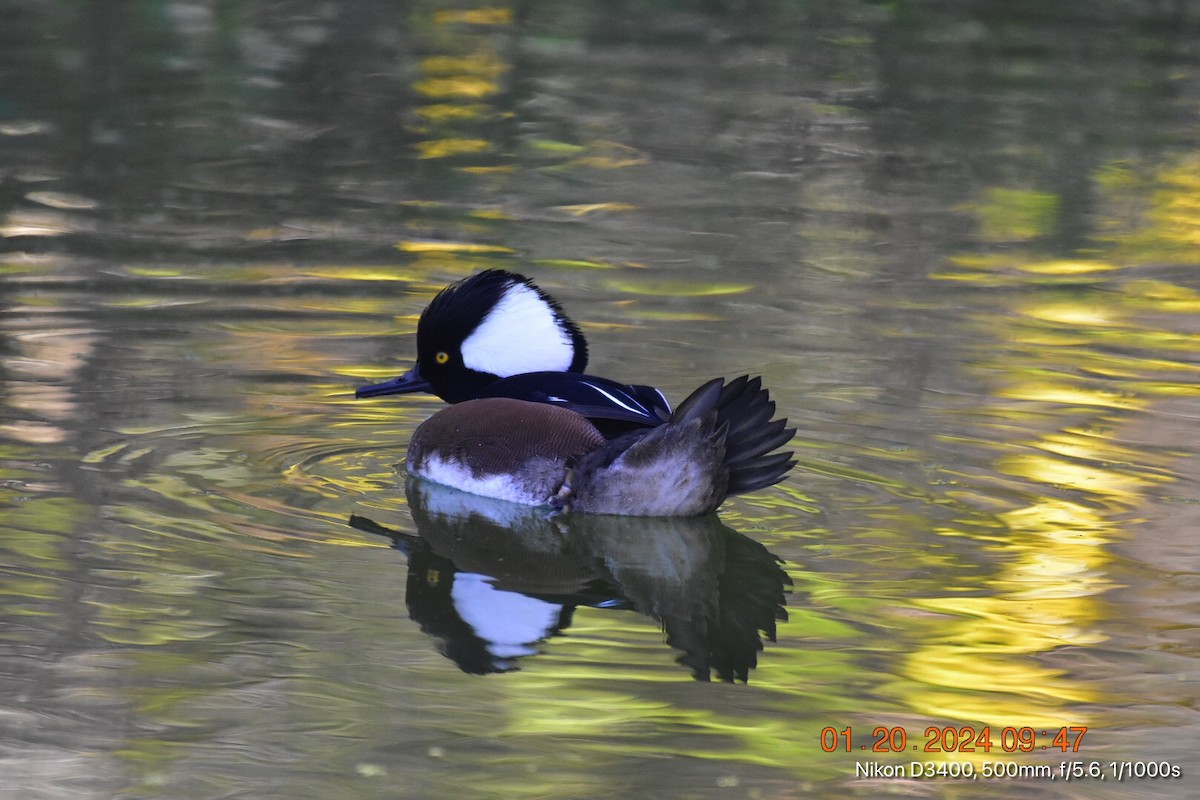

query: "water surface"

left=2, top=1, right=1199, bottom=798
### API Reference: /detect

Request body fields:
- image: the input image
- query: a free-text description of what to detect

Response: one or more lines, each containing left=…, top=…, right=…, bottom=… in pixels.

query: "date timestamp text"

left=821, top=725, right=1088, bottom=754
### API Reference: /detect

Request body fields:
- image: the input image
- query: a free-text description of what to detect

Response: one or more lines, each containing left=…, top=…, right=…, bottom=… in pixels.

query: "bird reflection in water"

left=350, top=480, right=791, bottom=682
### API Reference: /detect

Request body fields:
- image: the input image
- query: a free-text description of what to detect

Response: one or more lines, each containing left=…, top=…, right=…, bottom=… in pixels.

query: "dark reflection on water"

left=2, top=0, right=1200, bottom=798
left=353, top=479, right=790, bottom=681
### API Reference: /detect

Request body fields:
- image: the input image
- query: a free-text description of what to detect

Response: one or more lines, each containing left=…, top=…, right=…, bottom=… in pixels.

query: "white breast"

left=409, top=452, right=551, bottom=506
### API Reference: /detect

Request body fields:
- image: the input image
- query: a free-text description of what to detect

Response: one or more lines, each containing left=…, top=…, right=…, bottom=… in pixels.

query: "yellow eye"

left=435, top=351, right=450, bottom=365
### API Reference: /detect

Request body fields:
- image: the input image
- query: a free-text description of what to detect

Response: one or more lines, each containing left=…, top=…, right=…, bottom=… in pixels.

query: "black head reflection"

left=349, top=479, right=792, bottom=682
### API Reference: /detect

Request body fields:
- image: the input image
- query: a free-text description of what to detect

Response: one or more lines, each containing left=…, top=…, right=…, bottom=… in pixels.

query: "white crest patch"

left=460, top=282, right=574, bottom=376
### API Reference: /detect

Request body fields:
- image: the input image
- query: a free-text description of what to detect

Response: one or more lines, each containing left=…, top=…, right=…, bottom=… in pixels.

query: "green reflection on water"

left=972, top=187, right=1061, bottom=242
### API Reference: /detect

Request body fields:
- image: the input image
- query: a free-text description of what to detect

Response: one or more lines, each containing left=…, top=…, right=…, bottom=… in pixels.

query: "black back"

left=479, top=371, right=672, bottom=438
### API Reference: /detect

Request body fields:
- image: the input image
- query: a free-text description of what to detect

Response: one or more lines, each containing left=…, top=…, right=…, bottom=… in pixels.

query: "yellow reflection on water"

left=601, top=278, right=755, bottom=297
left=432, top=7, right=513, bottom=25
left=906, top=160, right=1200, bottom=742
left=1017, top=259, right=1117, bottom=275
left=1096, top=153, right=1200, bottom=264
left=406, top=7, right=514, bottom=174
left=421, top=54, right=508, bottom=80
left=415, top=103, right=492, bottom=122
left=396, top=240, right=514, bottom=254
left=458, top=164, right=516, bottom=175
left=1140, top=156, right=1200, bottom=247
left=995, top=382, right=1143, bottom=411
left=416, top=137, right=494, bottom=159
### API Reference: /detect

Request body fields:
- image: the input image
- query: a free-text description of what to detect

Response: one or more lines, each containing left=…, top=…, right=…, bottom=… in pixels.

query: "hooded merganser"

left=356, top=270, right=795, bottom=516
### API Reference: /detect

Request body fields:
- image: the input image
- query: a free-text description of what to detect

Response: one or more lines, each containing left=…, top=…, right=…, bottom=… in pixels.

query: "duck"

left=356, top=269, right=795, bottom=516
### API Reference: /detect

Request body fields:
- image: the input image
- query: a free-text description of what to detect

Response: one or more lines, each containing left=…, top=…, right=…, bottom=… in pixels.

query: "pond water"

left=2, top=1, right=1199, bottom=798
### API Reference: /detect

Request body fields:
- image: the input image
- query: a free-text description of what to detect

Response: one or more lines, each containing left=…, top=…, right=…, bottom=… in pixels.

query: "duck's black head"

left=356, top=270, right=589, bottom=403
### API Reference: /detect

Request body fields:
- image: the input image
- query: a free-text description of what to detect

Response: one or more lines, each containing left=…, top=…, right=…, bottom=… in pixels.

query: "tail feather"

left=726, top=452, right=796, bottom=495
left=726, top=400, right=776, bottom=439
left=671, top=377, right=724, bottom=424
left=677, top=374, right=795, bottom=499
left=724, top=417, right=794, bottom=466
